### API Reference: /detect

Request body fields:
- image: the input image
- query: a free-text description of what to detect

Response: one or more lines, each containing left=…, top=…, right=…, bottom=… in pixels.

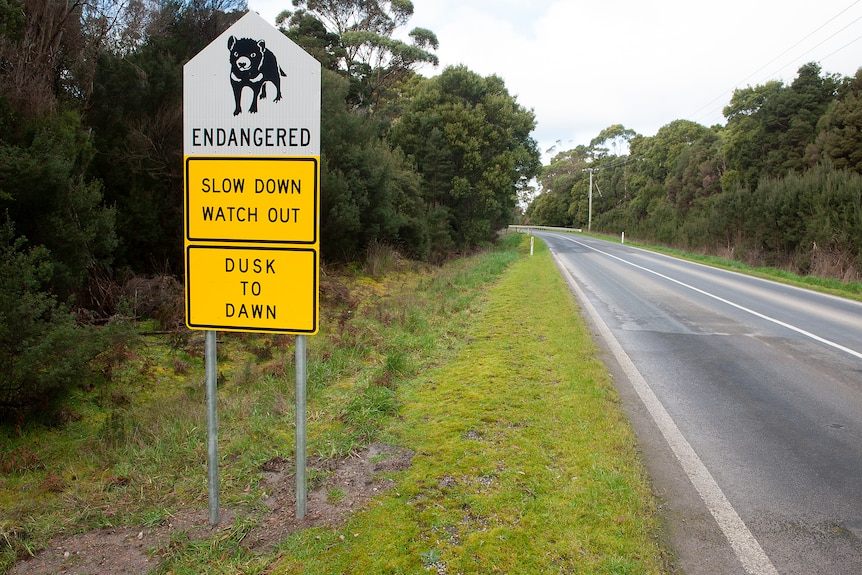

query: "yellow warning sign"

left=186, top=245, right=318, bottom=333
left=185, top=156, right=318, bottom=244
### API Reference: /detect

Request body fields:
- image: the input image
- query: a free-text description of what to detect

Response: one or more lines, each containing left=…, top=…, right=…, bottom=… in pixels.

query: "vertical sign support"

left=183, top=11, right=321, bottom=526
left=205, top=330, right=219, bottom=525
left=295, top=335, right=307, bottom=519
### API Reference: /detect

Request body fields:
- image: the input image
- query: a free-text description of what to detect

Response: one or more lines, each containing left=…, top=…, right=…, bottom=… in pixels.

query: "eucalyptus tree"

left=628, top=119, right=709, bottom=189
left=278, top=0, right=438, bottom=108
left=589, top=124, right=636, bottom=158
left=532, top=147, right=590, bottom=227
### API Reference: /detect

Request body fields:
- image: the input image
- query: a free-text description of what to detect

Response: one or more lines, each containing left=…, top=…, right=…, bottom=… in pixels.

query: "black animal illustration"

left=228, top=35, right=286, bottom=115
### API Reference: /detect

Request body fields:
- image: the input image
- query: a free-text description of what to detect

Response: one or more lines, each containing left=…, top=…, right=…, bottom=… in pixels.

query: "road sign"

left=186, top=156, right=318, bottom=244
left=186, top=245, right=317, bottom=333
left=183, top=11, right=321, bottom=334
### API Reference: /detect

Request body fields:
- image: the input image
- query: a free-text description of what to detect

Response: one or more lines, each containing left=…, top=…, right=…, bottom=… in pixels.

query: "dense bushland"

left=0, top=0, right=539, bottom=418
left=528, top=64, right=862, bottom=280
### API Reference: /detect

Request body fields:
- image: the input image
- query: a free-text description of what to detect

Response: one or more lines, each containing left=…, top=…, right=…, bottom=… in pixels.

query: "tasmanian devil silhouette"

left=228, top=35, right=286, bottom=115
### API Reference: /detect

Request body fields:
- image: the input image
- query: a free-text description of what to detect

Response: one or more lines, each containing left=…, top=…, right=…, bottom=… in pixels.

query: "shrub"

left=0, top=219, right=134, bottom=423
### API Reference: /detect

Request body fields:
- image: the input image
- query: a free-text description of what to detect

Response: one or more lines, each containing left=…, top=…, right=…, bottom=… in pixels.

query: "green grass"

left=268, top=237, right=669, bottom=574
left=646, top=246, right=862, bottom=301
left=581, top=231, right=862, bottom=302
left=0, top=234, right=671, bottom=574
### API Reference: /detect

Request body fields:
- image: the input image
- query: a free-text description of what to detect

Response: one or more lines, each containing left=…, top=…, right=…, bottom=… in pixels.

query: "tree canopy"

left=278, top=0, right=438, bottom=108
left=391, top=66, right=540, bottom=254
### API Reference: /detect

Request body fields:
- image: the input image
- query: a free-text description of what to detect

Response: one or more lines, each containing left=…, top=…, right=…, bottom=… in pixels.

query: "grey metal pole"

left=588, top=169, right=593, bottom=232
left=205, top=329, right=220, bottom=525
left=295, top=334, right=307, bottom=520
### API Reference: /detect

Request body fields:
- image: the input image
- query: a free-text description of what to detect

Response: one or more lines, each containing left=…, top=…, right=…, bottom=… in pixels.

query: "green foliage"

left=392, top=66, right=540, bottom=253
left=590, top=123, right=636, bottom=158
left=281, top=11, right=344, bottom=70
left=742, top=164, right=862, bottom=273
left=531, top=63, right=862, bottom=282
left=0, top=109, right=116, bottom=297
left=533, top=127, right=640, bottom=230
left=318, top=69, right=427, bottom=260
left=528, top=147, right=591, bottom=227
left=84, top=9, right=226, bottom=273
left=817, top=68, right=862, bottom=172
left=629, top=119, right=709, bottom=188
left=665, top=128, right=723, bottom=213
left=282, top=0, right=438, bottom=107
left=723, top=63, right=840, bottom=186
left=0, top=219, right=132, bottom=419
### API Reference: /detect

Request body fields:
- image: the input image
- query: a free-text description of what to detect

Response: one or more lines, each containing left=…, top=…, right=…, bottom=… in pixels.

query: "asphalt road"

left=537, top=232, right=862, bottom=575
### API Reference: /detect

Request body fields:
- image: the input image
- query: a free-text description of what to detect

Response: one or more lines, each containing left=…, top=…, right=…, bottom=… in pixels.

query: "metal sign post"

left=205, top=330, right=219, bottom=524
left=183, top=11, right=321, bottom=525
left=295, top=335, right=307, bottom=519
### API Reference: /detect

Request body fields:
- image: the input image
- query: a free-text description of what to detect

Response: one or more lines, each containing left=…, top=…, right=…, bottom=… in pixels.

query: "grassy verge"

left=635, top=243, right=862, bottom=301
left=586, top=232, right=862, bottom=302
left=1, top=234, right=671, bottom=574
left=269, top=237, right=669, bottom=574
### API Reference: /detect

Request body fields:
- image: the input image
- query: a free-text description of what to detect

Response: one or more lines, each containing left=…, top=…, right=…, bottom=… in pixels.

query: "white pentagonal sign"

left=184, top=11, right=320, bottom=157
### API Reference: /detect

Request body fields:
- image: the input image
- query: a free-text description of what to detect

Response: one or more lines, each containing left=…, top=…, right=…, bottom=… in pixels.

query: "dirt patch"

left=248, top=442, right=414, bottom=550
left=10, top=443, right=413, bottom=575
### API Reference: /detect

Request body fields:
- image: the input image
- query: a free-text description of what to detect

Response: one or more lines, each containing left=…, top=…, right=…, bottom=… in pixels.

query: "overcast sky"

left=246, top=0, right=862, bottom=160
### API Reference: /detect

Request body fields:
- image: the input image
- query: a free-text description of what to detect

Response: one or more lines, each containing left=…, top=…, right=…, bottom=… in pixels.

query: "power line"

left=761, top=11, right=862, bottom=81
left=687, top=0, right=862, bottom=125
left=820, top=33, right=862, bottom=62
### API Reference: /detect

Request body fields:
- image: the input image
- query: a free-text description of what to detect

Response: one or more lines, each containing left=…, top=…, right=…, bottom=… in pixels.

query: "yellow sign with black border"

left=185, top=156, right=318, bottom=244
left=185, top=245, right=317, bottom=333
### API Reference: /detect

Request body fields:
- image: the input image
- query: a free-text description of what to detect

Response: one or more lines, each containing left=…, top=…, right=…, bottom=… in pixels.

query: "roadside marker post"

left=183, top=11, right=321, bottom=524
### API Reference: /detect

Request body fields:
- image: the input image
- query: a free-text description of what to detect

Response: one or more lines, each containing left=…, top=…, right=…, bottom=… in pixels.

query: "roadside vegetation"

left=529, top=65, right=862, bottom=284
left=639, top=242, right=862, bottom=302
left=577, top=231, right=862, bottom=302
left=0, top=0, right=539, bottom=427
left=1, top=234, right=672, bottom=574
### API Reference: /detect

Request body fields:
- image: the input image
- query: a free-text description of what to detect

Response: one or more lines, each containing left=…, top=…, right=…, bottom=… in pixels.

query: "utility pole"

left=582, top=168, right=597, bottom=232
left=588, top=169, right=593, bottom=232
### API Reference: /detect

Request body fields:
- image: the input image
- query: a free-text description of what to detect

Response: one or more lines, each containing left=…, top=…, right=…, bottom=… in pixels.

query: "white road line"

left=567, top=236, right=862, bottom=361
left=550, top=249, right=780, bottom=575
